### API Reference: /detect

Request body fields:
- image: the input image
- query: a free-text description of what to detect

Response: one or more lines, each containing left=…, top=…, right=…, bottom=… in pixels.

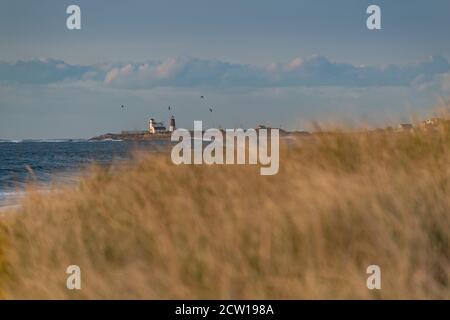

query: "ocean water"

left=0, top=139, right=170, bottom=208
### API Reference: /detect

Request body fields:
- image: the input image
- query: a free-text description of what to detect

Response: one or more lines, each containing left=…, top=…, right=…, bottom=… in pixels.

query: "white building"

left=397, top=123, right=414, bottom=132
left=149, top=118, right=166, bottom=134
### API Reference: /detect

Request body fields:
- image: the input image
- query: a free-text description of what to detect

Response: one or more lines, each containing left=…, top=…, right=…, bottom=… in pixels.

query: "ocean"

left=0, top=139, right=170, bottom=209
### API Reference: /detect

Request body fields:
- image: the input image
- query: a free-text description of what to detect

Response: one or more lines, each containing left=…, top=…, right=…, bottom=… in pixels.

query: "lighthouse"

left=169, top=115, right=176, bottom=132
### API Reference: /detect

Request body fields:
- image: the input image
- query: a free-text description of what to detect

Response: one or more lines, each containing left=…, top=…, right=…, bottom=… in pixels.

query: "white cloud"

left=1, top=55, right=450, bottom=91
left=104, top=64, right=134, bottom=85
left=286, top=57, right=304, bottom=71
left=104, top=68, right=119, bottom=85
left=155, top=58, right=180, bottom=79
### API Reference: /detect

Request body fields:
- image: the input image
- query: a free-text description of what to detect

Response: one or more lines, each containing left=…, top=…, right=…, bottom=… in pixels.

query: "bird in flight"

left=209, top=107, right=213, bottom=113
left=168, top=106, right=171, bottom=111
left=200, top=95, right=205, bottom=99
left=121, top=105, right=125, bottom=109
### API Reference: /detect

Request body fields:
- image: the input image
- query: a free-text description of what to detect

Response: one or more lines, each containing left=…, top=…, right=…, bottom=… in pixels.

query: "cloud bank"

left=1, top=55, right=450, bottom=90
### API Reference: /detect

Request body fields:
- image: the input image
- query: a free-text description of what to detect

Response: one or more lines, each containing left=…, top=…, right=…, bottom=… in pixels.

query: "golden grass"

left=0, top=127, right=449, bottom=299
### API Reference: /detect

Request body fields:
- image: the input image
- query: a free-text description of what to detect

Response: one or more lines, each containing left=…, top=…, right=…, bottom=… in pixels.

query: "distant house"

left=149, top=118, right=166, bottom=134
left=397, top=123, right=414, bottom=132
left=420, top=117, right=447, bottom=130
left=424, top=118, right=442, bottom=126
left=255, top=124, right=286, bottom=134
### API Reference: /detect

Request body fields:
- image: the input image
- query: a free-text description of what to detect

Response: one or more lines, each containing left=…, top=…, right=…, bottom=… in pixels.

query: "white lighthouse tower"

left=169, top=115, right=176, bottom=132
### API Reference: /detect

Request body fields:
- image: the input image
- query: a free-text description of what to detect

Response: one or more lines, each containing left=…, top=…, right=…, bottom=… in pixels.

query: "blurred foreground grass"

left=0, top=125, right=449, bottom=299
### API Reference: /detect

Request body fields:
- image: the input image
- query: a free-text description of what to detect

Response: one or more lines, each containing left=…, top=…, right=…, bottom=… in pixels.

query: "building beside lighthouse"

left=148, top=118, right=166, bottom=134
left=148, top=115, right=176, bottom=134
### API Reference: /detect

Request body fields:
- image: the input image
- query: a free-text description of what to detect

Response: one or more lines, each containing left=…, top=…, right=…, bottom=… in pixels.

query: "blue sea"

left=0, top=139, right=170, bottom=209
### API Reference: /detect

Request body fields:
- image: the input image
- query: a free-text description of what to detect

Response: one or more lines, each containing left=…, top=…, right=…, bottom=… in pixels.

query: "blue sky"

left=1, top=0, right=450, bottom=138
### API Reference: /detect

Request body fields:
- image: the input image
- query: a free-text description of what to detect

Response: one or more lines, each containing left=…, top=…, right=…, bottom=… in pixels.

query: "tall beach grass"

left=0, top=124, right=449, bottom=299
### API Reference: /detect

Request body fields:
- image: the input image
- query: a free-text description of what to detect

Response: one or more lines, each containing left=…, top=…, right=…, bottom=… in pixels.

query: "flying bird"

left=168, top=106, right=171, bottom=111
left=121, top=105, right=125, bottom=109
left=200, top=95, right=205, bottom=99
left=209, top=107, right=213, bottom=113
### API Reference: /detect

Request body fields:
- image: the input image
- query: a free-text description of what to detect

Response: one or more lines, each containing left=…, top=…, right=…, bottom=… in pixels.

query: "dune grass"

left=0, top=126, right=449, bottom=299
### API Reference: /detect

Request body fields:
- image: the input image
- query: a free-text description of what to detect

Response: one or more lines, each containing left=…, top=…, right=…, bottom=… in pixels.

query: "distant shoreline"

left=89, top=132, right=172, bottom=141
left=89, top=130, right=311, bottom=142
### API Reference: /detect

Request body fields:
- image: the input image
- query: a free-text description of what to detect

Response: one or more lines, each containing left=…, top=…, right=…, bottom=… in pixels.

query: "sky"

left=1, top=0, right=450, bottom=139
